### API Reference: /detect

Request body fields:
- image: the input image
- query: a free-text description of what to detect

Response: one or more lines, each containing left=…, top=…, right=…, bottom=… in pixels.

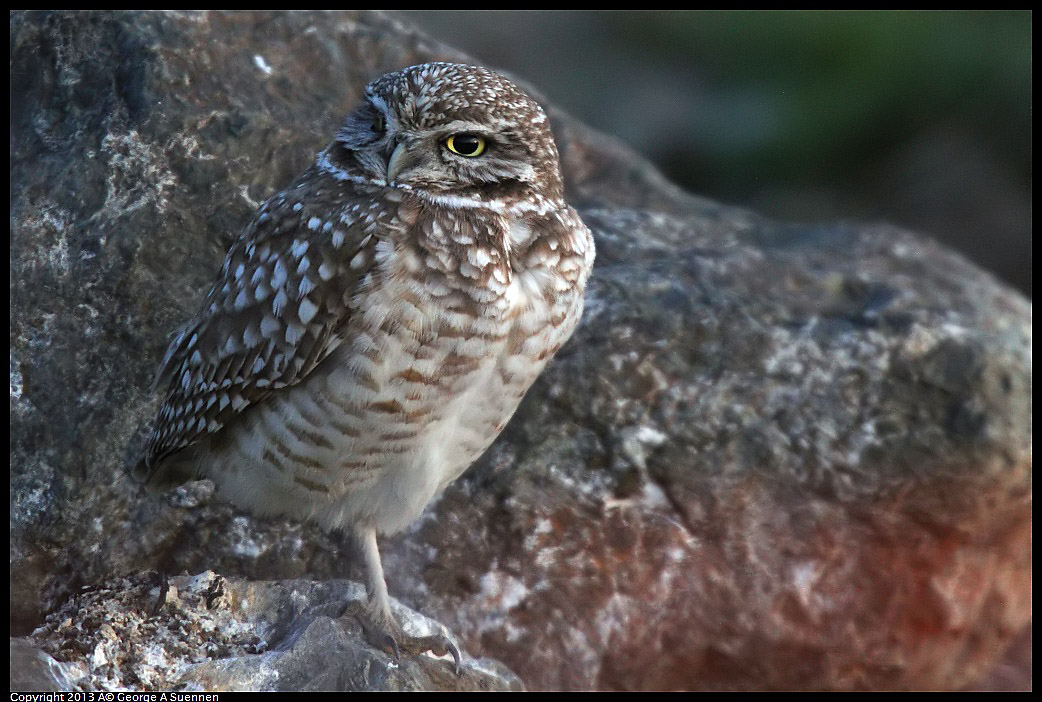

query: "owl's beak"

left=385, top=142, right=410, bottom=184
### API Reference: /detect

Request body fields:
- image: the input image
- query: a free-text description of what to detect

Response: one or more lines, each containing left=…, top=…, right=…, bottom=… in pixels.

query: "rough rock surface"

left=17, top=571, right=518, bottom=691
left=10, top=10, right=1031, bottom=691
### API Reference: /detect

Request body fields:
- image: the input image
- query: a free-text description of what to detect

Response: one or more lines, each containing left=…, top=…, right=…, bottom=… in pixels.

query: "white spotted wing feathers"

left=142, top=180, right=375, bottom=474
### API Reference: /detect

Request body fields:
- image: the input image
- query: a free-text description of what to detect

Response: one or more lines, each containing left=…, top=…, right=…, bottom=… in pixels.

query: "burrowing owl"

left=135, top=63, right=595, bottom=664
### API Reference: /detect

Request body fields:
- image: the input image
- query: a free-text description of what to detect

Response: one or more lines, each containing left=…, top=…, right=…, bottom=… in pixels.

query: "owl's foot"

left=341, top=599, right=461, bottom=674
left=397, top=630, right=461, bottom=674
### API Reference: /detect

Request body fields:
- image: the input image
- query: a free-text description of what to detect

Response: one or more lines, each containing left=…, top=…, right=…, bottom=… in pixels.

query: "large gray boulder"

left=11, top=10, right=1030, bottom=691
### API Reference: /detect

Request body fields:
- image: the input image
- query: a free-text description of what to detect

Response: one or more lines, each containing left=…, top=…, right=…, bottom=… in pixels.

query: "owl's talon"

left=341, top=599, right=461, bottom=674
left=341, top=599, right=399, bottom=661
left=366, top=622, right=402, bottom=663
left=398, top=632, right=462, bottom=675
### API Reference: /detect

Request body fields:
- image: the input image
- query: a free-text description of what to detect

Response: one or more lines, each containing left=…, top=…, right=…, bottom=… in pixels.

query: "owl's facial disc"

left=385, top=142, right=411, bottom=183
left=327, top=63, right=565, bottom=204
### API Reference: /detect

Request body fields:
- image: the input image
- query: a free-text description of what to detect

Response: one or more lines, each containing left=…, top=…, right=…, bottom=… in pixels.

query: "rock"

left=10, top=638, right=89, bottom=692
left=21, top=571, right=520, bottom=691
left=10, top=9, right=1030, bottom=691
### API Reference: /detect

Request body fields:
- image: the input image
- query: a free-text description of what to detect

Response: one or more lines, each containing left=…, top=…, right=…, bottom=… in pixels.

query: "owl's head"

left=328, top=63, right=564, bottom=208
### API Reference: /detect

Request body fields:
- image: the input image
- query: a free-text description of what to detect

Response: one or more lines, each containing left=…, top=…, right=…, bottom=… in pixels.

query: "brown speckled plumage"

left=137, top=63, right=594, bottom=649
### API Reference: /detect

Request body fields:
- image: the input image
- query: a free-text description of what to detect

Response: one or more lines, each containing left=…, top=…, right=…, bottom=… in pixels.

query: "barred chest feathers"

left=330, top=198, right=592, bottom=532
left=199, top=189, right=593, bottom=536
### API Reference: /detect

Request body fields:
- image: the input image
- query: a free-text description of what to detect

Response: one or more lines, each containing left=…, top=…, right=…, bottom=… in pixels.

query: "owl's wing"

left=139, top=184, right=378, bottom=480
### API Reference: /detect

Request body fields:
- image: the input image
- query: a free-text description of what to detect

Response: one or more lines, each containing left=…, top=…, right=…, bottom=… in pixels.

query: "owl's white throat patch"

left=317, top=147, right=560, bottom=219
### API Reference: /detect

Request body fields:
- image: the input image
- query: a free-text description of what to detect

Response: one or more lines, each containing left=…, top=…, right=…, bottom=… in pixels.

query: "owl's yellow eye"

left=445, top=133, right=486, bottom=157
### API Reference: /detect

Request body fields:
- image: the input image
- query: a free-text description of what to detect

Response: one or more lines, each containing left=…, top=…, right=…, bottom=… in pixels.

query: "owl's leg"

left=342, top=526, right=461, bottom=673
left=359, top=526, right=394, bottom=627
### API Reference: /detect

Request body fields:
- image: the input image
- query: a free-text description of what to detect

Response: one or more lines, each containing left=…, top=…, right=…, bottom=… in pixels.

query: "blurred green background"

left=400, top=10, right=1031, bottom=295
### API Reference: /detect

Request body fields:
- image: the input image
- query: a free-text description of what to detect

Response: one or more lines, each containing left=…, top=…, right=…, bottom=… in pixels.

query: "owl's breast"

left=298, top=203, right=587, bottom=488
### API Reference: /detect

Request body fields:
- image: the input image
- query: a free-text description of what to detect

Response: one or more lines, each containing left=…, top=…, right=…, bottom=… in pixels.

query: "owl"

left=136, top=62, right=595, bottom=666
